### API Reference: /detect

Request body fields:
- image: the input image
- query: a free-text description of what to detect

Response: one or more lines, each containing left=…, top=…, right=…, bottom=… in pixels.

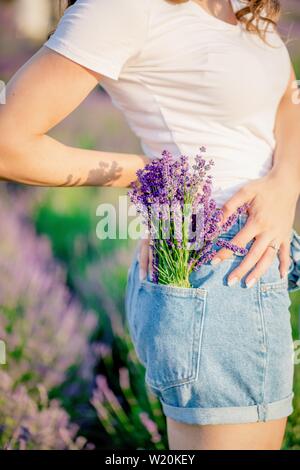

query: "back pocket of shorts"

left=133, top=280, right=207, bottom=392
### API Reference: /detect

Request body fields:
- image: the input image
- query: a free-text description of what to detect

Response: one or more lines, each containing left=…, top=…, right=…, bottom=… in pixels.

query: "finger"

left=212, top=217, right=257, bottom=263
left=278, top=240, right=291, bottom=279
left=220, top=187, right=251, bottom=225
left=139, top=238, right=149, bottom=281
left=148, top=243, right=154, bottom=281
left=227, top=233, right=271, bottom=286
left=244, top=245, right=278, bottom=288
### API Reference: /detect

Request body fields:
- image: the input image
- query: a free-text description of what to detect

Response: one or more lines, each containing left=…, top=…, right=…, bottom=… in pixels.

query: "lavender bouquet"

left=128, top=148, right=249, bottom=288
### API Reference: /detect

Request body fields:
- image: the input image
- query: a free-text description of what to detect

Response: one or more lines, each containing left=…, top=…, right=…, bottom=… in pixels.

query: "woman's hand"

left=138, top=171, right=299, bottom=285
left=211, top=170, right=299, bottom=287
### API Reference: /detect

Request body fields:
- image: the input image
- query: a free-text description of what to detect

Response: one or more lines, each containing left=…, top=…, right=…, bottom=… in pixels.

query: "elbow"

left=0, top=133, right=12, bottom=156
left=0, top=125, right=20, bottom=180
left=0, top=114, right=41, bottom=182
left=0, top=139, right=9, bottom=180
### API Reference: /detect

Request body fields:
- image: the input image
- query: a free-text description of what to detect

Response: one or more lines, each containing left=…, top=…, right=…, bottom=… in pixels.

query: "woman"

left=0, top=0, right=299, bottom=450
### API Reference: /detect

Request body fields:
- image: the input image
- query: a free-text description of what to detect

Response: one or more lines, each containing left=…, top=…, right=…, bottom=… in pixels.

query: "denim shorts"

left=124, top=213, right=295, bottom=425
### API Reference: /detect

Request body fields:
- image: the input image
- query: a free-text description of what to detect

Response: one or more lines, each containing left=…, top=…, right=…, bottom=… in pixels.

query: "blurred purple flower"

left=0, top=371, right=88, bottom=450
left=0, top=191, right=97, bottom=389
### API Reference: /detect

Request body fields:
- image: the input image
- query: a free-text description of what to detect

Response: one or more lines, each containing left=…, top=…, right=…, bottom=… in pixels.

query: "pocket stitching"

left=137, top=286, right=208, bottom=391
left=260, top=278, right=289, bottom=292
left=139, top=278, right=207, bottom=299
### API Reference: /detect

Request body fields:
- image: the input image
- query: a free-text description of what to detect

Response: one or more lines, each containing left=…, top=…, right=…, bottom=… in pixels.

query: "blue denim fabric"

left=288, top=228, right=300, bottom=293
left=124, top=214, right=295, bottom=425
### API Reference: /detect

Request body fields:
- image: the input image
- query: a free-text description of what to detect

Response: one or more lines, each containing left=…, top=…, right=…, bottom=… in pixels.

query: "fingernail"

left=139, top=269, right=146, bottom=281
left=227, top=277, right=238, bottom=287
left=211, top=257, right=221, bottom=266
left=246, top=277, right=256, bottom=288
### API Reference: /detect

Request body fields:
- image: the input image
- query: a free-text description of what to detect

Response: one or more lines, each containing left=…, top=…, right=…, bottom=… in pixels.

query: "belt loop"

left=257, top=403, right=267, bottom=422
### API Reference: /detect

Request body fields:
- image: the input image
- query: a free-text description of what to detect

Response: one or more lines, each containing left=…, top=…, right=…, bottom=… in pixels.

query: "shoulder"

left=61, top=0, right=152, bottom=25
left=85, top=0, right=152, bottom=18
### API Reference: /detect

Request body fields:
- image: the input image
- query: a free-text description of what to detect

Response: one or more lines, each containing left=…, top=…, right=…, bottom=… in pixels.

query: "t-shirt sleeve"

left=43, top=0, right=150, bottom=81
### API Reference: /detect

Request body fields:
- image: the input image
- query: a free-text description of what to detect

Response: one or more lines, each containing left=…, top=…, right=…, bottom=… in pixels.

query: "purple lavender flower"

left=0, top=370, right=88, bottom=450
left=128, top=148, right=249, bottom=287
left=215, top=238, right=248, bottom=256
left=0, top=190, right=97, bottom=390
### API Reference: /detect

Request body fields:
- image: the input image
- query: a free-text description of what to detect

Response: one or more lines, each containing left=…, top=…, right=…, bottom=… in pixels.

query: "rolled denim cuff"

left=288, top=228, right=300, bottom=293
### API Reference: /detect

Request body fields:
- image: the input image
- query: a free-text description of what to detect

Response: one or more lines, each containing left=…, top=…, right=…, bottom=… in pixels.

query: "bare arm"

left=0, top=47, right=148, bottom=187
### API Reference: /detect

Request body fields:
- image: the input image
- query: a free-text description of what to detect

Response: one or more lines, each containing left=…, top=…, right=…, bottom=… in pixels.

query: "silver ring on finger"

left=267, top=241, right=280, bottom=252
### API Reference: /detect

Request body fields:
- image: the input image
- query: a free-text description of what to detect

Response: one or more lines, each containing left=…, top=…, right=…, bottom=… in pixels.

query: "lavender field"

left=0, top=0, right=300, bottom=450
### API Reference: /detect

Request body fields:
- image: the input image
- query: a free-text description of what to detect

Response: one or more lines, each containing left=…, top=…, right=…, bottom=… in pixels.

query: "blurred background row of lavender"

left=0, top=0, right=299, bottom=449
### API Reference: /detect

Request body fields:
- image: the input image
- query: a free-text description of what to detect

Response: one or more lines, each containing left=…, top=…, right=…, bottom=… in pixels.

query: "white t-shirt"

left=44, top=0, right=291, bottom=206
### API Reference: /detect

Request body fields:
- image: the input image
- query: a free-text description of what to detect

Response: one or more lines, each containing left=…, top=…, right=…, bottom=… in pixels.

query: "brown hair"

left=57, top=0, right=281, bottom=40
left=168, top=1, right=281, bottom=39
